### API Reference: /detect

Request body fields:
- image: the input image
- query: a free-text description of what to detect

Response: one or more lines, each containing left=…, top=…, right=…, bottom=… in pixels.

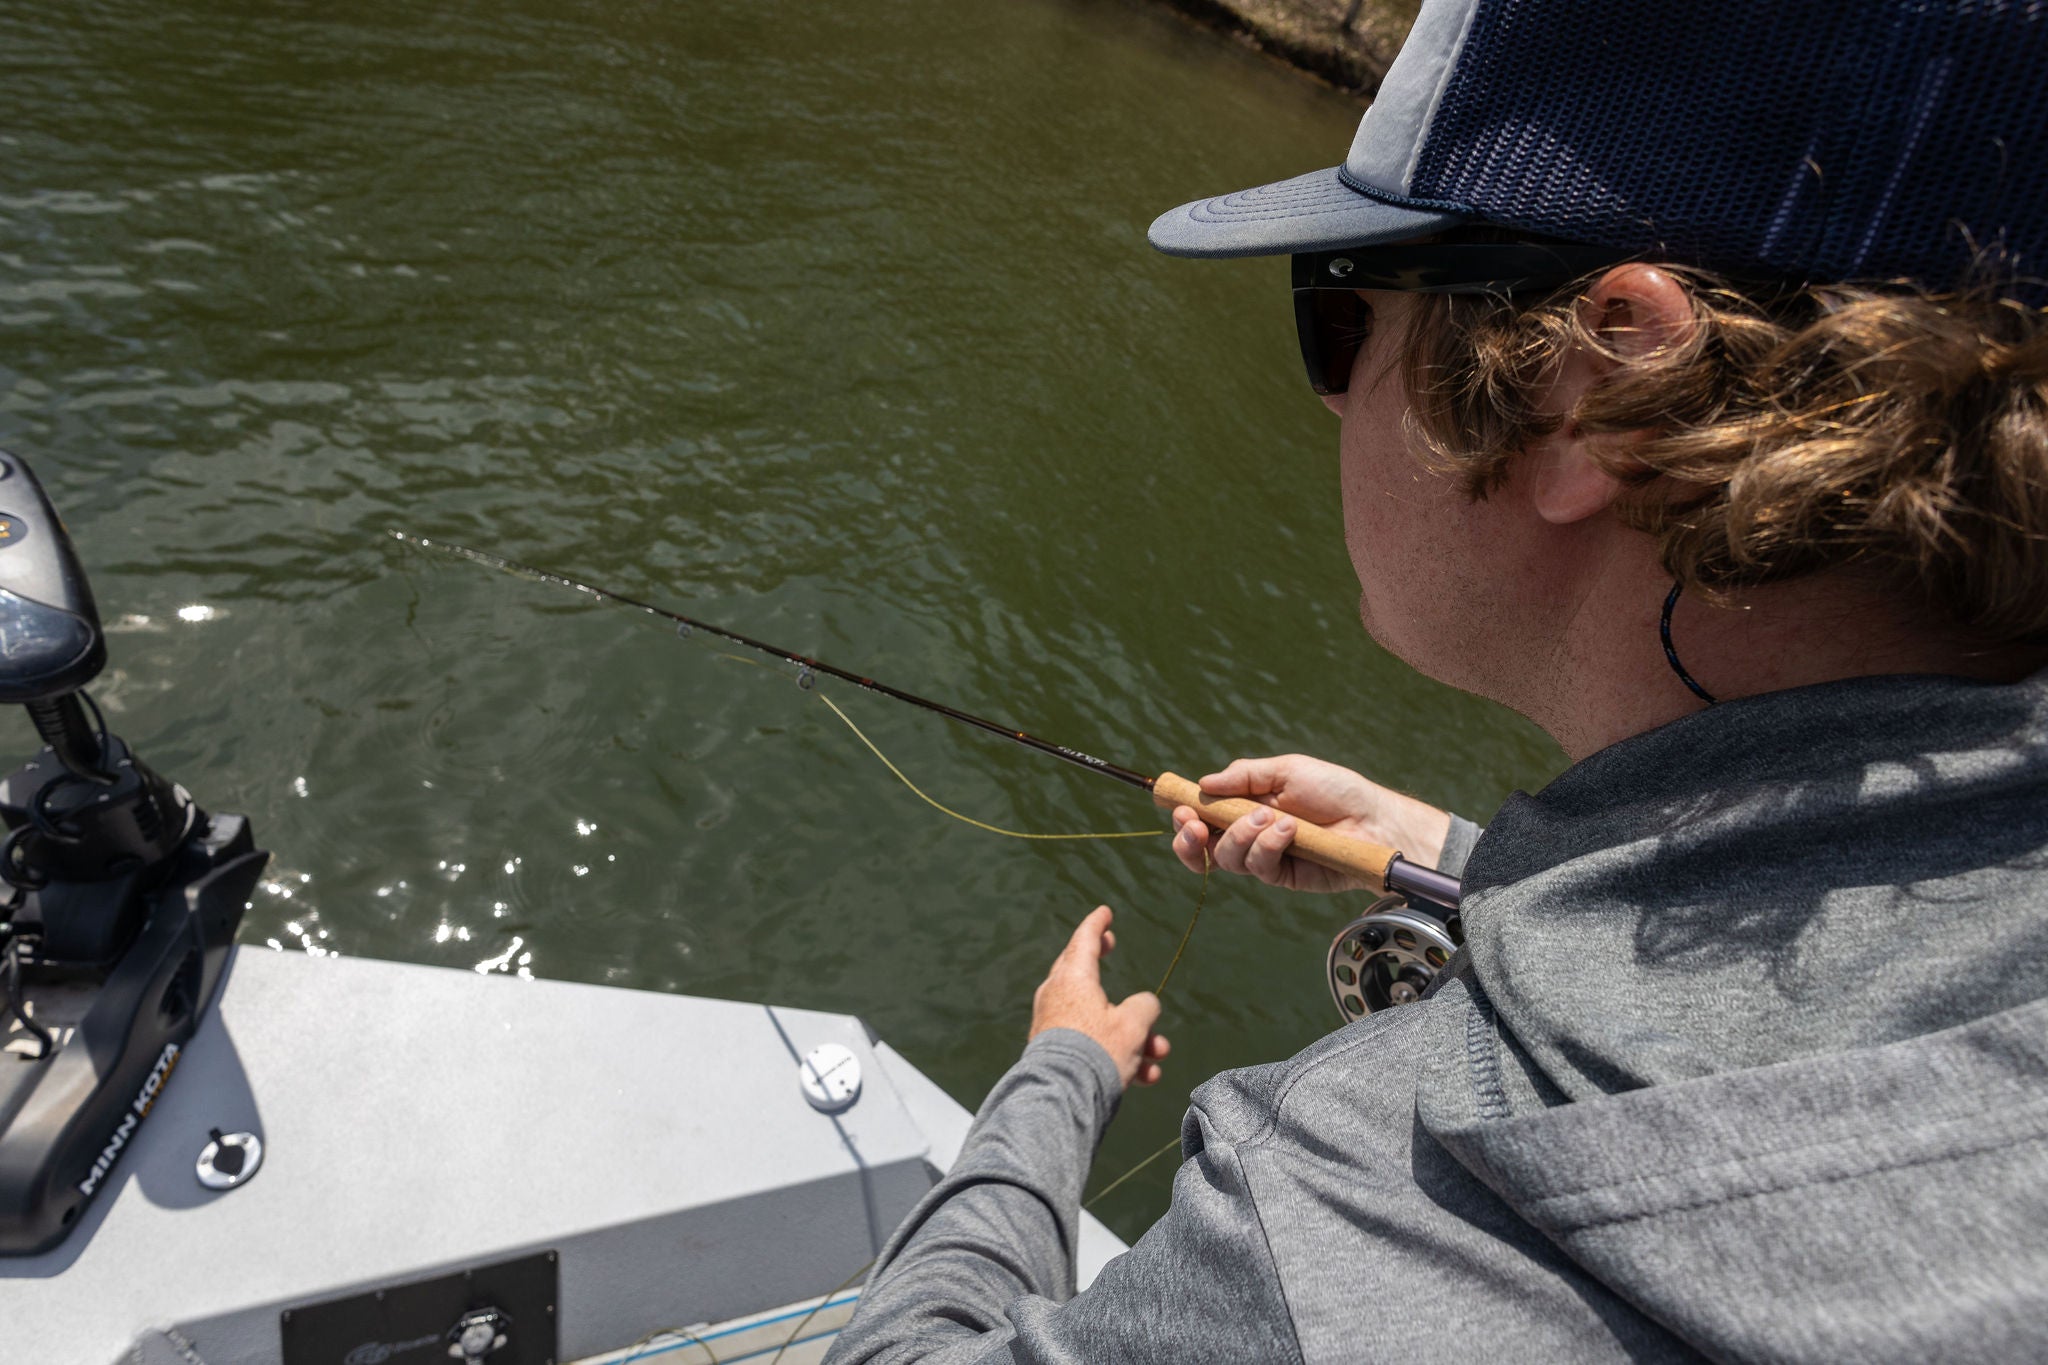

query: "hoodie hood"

left=1415, top=669, right=2048, bottom=1360
left=1462, top=669, right=2048, bottom=1097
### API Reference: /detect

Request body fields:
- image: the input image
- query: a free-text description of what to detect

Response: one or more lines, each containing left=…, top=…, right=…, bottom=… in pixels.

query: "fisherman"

left=830, top=1, right=2048, bottom=1359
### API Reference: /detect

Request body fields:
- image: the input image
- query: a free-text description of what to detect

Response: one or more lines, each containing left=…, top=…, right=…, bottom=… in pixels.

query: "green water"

left=0, top=0, right=1561, bottom=1238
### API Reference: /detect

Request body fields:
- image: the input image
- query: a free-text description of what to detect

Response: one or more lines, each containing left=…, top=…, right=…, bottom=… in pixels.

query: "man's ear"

left=1527, top=264, right=1694, bottom=526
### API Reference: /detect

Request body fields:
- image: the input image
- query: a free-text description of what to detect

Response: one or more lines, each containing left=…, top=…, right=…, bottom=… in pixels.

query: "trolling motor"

left=0, top=450, right=267, bottom=1256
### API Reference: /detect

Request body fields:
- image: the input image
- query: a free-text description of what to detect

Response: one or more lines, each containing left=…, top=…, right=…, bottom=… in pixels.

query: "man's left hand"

left=1030, top=906, right=1170, bottom=1089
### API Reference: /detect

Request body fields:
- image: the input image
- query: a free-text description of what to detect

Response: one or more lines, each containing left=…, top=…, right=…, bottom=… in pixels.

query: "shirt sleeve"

left=1437, top=813, right=1486, bottom=879
left=825, top=1031, right=1302, bottom=1365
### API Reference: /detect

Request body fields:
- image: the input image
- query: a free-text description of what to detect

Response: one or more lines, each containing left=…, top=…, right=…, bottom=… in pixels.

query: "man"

left=829, top=1, right=2048, bottom=1360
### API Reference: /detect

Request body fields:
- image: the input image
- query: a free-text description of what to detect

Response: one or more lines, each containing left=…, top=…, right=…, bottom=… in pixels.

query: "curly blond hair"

left=1402, top=272, right=2048, bottom=646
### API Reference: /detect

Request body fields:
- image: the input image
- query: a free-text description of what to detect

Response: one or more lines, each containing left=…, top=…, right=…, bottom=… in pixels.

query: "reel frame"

left=1327, top=896, right=1459, bottom=1023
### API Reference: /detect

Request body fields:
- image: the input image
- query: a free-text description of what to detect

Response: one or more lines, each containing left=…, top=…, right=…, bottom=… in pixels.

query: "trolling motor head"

left=1328, top=895, right=1460, bottom=1022
left=0, top=453, right=193, bottom=907
left=0, top=449, right=266, bottom=1256
left=0, top=450, right=107, bottom=705
left=0, top=449, right=112, bottom=786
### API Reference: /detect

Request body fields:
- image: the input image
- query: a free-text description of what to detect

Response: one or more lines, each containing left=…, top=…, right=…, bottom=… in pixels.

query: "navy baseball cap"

left=1150, top=0, right=2048, bottom=295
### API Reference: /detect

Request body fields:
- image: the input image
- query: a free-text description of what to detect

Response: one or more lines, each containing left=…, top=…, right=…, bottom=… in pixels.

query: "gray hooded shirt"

left=827, top=670, right=2048, bottom=1363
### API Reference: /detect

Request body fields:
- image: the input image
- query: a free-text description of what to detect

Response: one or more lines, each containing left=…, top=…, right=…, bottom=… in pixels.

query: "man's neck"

left=1524, top=565, right=2045, bottom=761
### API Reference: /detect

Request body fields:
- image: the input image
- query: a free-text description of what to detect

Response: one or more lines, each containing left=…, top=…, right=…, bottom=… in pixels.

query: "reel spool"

left=1327, top=897, right=1460, bottom=1023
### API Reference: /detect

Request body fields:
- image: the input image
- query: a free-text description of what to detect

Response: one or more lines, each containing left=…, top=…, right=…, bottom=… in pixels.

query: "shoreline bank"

left=1149, top=0, right=1416, bottom=96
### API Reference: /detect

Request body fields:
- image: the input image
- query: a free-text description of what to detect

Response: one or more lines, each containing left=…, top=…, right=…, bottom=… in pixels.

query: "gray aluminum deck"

left=0, top=948, right=1127, bottom=1363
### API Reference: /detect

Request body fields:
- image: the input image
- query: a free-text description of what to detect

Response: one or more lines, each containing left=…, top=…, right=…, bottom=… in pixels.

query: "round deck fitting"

left=800, top=1043, right=863, bottom=1114
left=196, top=1128, right=263, bottom=1190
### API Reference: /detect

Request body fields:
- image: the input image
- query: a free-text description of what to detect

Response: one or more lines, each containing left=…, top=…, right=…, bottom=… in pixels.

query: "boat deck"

left=0, top=948, right=1126, bottom=1363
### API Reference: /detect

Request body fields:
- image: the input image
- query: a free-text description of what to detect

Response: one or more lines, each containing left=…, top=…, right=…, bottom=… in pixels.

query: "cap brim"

left=1148, top=166, right=1466, bottom=259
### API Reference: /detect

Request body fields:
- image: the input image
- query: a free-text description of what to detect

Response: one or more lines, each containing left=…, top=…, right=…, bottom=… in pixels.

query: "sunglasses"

left=1292, top=242, right=1633, bottom=395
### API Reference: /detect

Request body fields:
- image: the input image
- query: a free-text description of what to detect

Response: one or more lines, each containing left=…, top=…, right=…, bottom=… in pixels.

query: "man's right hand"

left=1169, top=754, right=1453, bottom=894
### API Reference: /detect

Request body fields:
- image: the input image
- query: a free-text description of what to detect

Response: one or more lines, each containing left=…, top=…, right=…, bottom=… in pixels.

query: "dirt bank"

left=1155, top=0, right=1418, bottom=96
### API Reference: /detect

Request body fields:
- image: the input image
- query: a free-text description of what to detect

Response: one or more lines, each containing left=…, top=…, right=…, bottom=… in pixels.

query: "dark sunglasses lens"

left=1294, top=289, right=1371, bottom=396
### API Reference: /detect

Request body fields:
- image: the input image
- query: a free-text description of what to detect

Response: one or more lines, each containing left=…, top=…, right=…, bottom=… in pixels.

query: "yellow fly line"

left=814, top=692, right=1163, bottom=843
left=804, top=682, right=1206, bottom=1212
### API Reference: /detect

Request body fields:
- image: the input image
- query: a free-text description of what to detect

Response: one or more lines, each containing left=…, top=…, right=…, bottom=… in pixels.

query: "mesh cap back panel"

left=1409, top=0, right=2048, bottom=291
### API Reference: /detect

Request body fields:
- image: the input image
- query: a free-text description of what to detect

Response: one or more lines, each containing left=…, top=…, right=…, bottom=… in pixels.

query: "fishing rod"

left=389, top=531, right=1462, bottom=910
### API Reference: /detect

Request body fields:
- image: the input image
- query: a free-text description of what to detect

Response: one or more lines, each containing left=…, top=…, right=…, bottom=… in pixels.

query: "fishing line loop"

left=814, top=694, right=1161, bottom=842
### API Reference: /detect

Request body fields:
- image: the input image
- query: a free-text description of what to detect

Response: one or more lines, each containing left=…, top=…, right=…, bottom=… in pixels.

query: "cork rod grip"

left=1151, top=771, right=1399, bottom=888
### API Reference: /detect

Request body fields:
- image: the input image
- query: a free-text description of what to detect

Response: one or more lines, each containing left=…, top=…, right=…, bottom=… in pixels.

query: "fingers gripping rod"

left=1150, top=774, right=1460, bottom=908
left=395, top=533, right=1464, bottom=909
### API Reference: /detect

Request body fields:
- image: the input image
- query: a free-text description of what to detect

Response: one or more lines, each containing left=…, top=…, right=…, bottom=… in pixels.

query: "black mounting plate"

left=279, top=1249, right=560, bottom=1365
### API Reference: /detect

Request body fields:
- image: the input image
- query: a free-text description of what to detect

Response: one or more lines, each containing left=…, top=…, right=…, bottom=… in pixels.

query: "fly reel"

left=1328, top=896, right=1460, bottom=1022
